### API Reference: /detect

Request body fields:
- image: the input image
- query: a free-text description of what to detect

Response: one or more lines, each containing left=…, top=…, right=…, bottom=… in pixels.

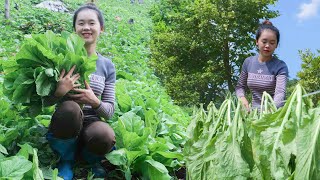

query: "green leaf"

left=126, top=150, right=148, bottom=165
left=117, top=71, right=134, bottom=80
left=154, top=151, right=183, bottom=161
left=295, top=108, right=320, bottom=179
left=117, top=93, right=132, bottom=112
left=106, top=149, right=127, bottom=166
left=0, top=129, right=19, bottom=147
left=148, top=142, right=169, bottom=152
left=119, top=112, right=144, bottom=135
left=144, top=159, right=171, bottom=180
left=53, top=168, right=63, bottom=180
left=16, top=38, right=55, bottom=68
left=66, top=33, right=86, bottom=56
left=3, top=71, right=18, bottom=91
left=145, top=98, right=160, bottom=111
left=35, top=70, right=56, bottom=96
left=145, top=109, right=158, bottom=137
left=32, top=149, right=44, bottom=180
left=212, top=132, right=250, bottom=179
left=17, top=143, right=34, bottom=159
left=12, top=83, right=35, bottom=103
left=121, top=128, right=151, bottom=151
left=0, top=144, right=8, bottom=155
left=0, top=156, right=33, bottom=179
left=1, top=59, right=18, bottom=74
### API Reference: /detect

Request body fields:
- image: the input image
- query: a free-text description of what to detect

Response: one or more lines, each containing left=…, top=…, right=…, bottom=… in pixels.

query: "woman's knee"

left=49, top=101, right=83, bottom=139
left=83, top=121, right=116, bottom=155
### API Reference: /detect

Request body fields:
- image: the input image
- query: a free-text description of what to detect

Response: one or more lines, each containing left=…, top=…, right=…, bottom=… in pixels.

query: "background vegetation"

left=0, top=0, right=319, bottom=179
left=149, top=0, right=279, bottom=106
left=297, top=50, right=320, bottom=105
left=0, top=0, right=189, bottom=179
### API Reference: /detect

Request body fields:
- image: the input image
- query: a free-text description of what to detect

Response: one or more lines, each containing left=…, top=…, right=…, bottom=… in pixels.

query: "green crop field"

left=1, top=0, right=320, bottom=180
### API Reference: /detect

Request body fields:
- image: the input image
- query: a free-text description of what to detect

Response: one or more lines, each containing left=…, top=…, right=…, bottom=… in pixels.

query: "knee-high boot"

left=81, top=148, right=107, bottom=178
left=47, top=133, right=77, bottom=180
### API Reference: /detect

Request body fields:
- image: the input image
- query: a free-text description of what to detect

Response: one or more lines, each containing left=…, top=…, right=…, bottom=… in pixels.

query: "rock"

left=35, top=1, right=68, bottom=12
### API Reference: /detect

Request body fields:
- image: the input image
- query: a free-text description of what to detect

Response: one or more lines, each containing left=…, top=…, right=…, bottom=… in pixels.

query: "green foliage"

left=0, top=143, right=61, bottom=180
left=0, top=1, right=73, bottom=65
left=1, top=0, right=190, bottom=179
left=96, top=2, right=190, bottom=178
left=150, top=0, right=279, bottom=106
left=185, top=84, right=320, bottom=179
left=2, top=31, right=97, bottom=116
left=297, top=49, right=320, bottom=104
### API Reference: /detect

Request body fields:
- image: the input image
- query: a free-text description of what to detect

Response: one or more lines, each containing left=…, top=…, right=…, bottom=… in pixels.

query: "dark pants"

left=49, top=101, right=116, bottom=155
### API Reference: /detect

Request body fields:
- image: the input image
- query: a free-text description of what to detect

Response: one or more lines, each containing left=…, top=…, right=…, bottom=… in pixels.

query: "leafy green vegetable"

left=185, top=84, right=320, bottom=180
left=0, top=156, right=33, bottom=179
left=2, top=30, right=97, bottom=116
left=0, top=144, right=8, bottom=156
left=294, top=108, right=320, bottom=179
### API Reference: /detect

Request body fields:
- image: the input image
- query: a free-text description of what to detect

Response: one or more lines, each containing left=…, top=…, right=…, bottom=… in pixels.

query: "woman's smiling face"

left=75, top=9, right=103, bottom=46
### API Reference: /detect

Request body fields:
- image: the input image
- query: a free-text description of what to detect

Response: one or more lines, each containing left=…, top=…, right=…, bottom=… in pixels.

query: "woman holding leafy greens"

left=44, top=3, right=116, bottom=180
left=235, top=20, right=288, bottom=111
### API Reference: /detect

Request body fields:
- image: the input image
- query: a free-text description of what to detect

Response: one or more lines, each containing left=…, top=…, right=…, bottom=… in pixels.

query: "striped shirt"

left=82, top=53, right=116, bottom=119
left=235, top=55, right=288, bottom=108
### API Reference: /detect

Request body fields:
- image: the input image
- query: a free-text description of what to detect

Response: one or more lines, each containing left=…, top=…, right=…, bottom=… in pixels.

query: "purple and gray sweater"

left=235, top=55, right=288, bottom=108
left=82, top=54, right=116, bottom=119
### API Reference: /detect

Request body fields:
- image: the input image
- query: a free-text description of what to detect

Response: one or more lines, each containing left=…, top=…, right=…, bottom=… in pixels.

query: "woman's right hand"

left=54, top=65, right=81, bottom=98
left=240, top=96, right=250, bottom=111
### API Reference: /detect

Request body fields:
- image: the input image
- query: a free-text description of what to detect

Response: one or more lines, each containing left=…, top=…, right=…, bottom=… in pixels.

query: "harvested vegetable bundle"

left=2, top=30, right=97, bottom=115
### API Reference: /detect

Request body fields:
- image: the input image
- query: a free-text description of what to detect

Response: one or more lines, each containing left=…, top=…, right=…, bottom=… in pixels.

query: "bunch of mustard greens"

left=2, top=31, right=97, bottom=116
left=185, top=84, right=320, bottom=180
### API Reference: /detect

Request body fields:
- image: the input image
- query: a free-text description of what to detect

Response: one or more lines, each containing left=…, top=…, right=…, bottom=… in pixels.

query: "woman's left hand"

left=68, top=81, right=101, bottom=108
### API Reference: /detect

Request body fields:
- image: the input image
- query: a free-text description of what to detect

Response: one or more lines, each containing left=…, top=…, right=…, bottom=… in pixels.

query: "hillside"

left=0, top=0, right=190, bottom=179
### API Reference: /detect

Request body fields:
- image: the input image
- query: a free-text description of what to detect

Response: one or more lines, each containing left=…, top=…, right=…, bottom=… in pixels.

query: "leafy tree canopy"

left=297, top=49, right=320, bottom=104
left=150, top=0, right=278, bottom=106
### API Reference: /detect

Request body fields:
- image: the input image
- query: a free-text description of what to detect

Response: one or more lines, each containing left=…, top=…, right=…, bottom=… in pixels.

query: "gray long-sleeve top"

left=235, top=55, right=288, bottom=108
left=82, top=54, right=116, bottom=119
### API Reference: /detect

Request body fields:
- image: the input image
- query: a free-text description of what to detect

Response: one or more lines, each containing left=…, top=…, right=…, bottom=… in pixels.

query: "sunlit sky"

left=269, top=0, right=320, bottom=79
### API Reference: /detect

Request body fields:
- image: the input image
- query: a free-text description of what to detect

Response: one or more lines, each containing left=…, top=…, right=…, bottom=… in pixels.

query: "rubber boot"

left=47, top=133, right=76, bottom=180
left=82, top=148, right=107, bottom=178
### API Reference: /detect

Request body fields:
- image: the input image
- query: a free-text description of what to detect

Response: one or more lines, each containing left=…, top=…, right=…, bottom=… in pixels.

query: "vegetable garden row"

left=186, top=85, right=320, bottom=179
left=1, top=0, right=320, bottom=180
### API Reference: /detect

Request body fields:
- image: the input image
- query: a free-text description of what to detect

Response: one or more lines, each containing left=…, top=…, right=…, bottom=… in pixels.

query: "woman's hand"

left=68, top=81, right=101, bottom=109
left=54, top=65, right=81, bottom=97
left=240, top=96, right=250, bottom=112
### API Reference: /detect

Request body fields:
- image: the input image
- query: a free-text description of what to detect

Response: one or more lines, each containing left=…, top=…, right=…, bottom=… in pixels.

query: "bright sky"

left=270, top=0, right=320, bottom=79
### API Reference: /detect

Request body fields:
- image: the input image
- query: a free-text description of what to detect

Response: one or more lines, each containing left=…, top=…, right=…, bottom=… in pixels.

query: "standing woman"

left=44, top=3, right=116, bottom=180
left=235, top=20, right=288, bottom=110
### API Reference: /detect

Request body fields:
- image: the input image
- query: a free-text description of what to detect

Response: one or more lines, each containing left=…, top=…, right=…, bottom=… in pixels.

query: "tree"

left=297, top=49, right=320, bottom=105
left=150, top=0, right=278, bottom=106
left=5, top=0, right=10, bottom=19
